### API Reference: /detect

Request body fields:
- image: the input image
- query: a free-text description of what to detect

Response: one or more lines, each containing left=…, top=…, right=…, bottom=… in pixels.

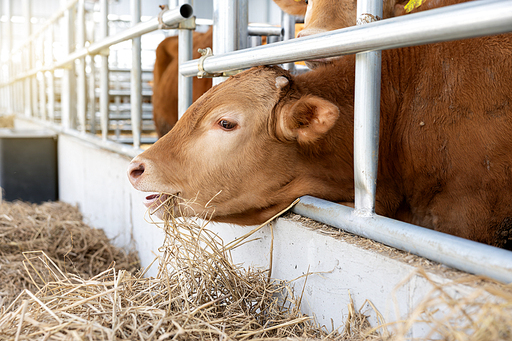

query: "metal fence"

left=1, top=0, right=512, bottom=283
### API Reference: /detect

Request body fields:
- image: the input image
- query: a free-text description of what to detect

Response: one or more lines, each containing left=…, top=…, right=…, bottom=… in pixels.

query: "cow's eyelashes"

left=218, top=119, right=238, bottom=130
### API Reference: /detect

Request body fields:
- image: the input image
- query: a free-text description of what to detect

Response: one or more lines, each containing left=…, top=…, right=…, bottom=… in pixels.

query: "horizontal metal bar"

left=55, top=4, right=193, bottom=68
left=293, top=196, right=512, bottom=284
left=87, top=4, right=193, bottom=55
left=248, top=25, right=283, bottom=36
left=4, top=0, right=79, bottom=62
left=180, top=0, right=512, bottom=77
left=195, top=18, right=283, bottom=37
left=0, top=5, right=193, bottom=86
left=17, top=116, right=142, bottom=158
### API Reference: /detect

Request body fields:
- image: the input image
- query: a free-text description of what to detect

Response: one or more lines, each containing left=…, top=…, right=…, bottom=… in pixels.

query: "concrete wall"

left=52, top=130, right=486, bottom=338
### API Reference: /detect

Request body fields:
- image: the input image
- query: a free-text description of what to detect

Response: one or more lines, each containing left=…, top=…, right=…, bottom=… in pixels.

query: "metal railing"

left=178, top=0, right=512, bottom=283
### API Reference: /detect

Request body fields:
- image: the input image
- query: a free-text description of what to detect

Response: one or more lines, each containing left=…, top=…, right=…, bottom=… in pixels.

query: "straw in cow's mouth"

left=145, top=192, right=178, bottom=217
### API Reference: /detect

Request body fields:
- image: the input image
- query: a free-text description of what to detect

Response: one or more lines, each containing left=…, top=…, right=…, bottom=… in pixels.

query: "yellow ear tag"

left=404, top=0, right=425, bottom=13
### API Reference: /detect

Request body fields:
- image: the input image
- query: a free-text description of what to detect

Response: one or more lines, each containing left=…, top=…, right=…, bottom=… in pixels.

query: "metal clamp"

left=197, top=48, right=223, bottom=78
left=197, top=48, right=244, bottom=79
left=158, top=5, right=177, bottom=29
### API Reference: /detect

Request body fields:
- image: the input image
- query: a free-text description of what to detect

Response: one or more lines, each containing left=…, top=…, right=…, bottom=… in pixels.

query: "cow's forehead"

left=193, top=66, right=291, bottom=114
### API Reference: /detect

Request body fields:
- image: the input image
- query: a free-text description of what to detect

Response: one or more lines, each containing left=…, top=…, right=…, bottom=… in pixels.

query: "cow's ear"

left=283, top=95, right=339, bottom=145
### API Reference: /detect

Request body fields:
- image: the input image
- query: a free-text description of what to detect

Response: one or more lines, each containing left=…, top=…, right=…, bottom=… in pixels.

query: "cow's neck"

left=290, top=60, right=358, bottom=202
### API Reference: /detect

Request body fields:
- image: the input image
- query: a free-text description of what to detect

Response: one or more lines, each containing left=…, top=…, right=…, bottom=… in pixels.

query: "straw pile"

left=385, top=269, right=512, bottom=341
left=0, top=200, right=378, bottom=340
left=0, top=201, right=140, bottom=309
left=3, top=198, right=510, bottom=341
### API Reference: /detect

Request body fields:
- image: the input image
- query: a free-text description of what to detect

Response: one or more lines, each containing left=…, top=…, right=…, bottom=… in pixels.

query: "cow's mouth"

left=144, top=193, right=178, bottom=216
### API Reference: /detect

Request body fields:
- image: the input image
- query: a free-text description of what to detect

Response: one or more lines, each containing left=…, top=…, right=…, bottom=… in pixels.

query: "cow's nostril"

left=128, top=162, right=145, bottom=181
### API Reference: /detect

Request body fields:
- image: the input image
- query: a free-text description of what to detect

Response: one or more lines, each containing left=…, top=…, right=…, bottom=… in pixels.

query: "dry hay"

left=2, top=198, right=510, bottom=340
left=0, top=199, right=378, bottom=340
left=0, top=115, right=15, bottom=128
left=379, top=268, right=512, bottom=341
left=0, top=201, right=140, bottom=309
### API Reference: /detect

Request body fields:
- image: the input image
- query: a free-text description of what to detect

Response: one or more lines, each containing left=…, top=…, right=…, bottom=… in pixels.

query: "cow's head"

left=128, top=66, right=343, bottom=225
left=297, top=0, right=410, bottom=68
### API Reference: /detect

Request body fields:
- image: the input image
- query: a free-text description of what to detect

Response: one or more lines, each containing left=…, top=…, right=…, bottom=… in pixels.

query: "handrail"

left=0, top=4, right=193, bottom=87
left=179, top=0, right=512, bottom=77
left=2, top=0, right=79, bottom=64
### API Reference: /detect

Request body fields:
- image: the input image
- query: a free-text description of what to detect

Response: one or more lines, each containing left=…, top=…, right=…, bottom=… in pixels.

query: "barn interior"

left=0, top=0, right=512, bottom=339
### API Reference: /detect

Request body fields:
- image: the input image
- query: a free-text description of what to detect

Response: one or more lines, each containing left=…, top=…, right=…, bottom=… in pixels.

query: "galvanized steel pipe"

left=22, top=0, right=32, bottom=118
left=48, top=24, right=55, bottom=122
left=248, top=24, right=283, bottom=37
left=353, top=0, right=382, bottom=215
left=131, top=0, right=142, bottom=148
left=77, top=0, right=87, bottom=132
left=237, top=0, right=249, bottom=50
left=99, top=0, right=109, bottom=140
left=0, top=5, right=194, bottom=86
left=88, top=4, right=193, bottom=56
left=60, top=0, right=77, bottom=129
left=180, top=0, right=512, bottom=77
left=178, top=0, right=194, bottom=118
left=281, top=12, right=295, bottom=72
left=212, top=0, right=237, bottom=85
left=292, top=196, right=512, bottom=284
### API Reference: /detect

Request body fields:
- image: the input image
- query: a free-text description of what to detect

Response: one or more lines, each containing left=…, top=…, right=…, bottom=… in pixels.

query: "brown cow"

left=129, top=20, right=512, bottom=248
left=152, top=28, right=213, bottom=138
left=152, top=0, right=309, bottom=138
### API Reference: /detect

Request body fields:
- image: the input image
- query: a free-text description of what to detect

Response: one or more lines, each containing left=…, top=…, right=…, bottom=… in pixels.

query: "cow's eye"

left=218, top=119, right=237, bottom=130
left=305, top=0, right=308, bottom=4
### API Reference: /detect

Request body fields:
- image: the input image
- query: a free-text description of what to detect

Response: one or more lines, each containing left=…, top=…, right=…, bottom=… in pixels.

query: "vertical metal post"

left=353, top=1, right=383, bottom=215
left=61, top=0, right=77, bottom=129
left=77, top=0, right=87, bottom=132
left=212, top=0, right=237, bottom=85
left=39, top=37, right=47, bottom=120
left=249, top=35, right=262, bottom=48
left=88, top=13, right=96, bottom=134
left=89, top=56, right=96, bottom=134
left=130, top=0, right=142, bottom=148
left=48, top=24, right=55, bottom=122
left=237, top=0, right=248, bottom=50
left=281, top=12, right=296, bottom=72
left=5, top=0, right=13, bottom=114
left=177, top=0, right=193, bottom=118
left=22, top=0, right=32, bottom=118
left=99, top=0, right=109, bottom=140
